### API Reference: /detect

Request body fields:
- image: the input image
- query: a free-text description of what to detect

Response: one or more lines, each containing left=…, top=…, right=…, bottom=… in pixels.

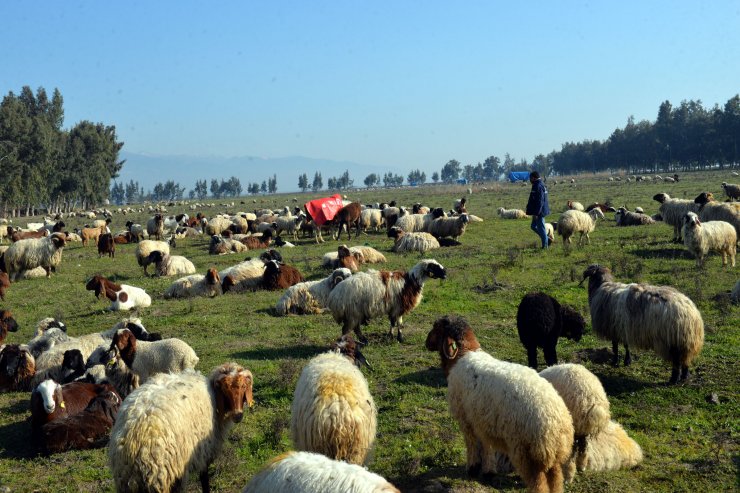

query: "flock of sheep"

left=0, top=178, right=738, bottom=492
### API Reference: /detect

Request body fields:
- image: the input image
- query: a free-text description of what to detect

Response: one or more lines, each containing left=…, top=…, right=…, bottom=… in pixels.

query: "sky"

left=2, top=1, right=739, bottom=178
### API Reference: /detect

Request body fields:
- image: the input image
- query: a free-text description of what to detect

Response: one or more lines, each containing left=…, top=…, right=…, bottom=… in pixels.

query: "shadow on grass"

left=393, top=466, right=521, bottom=493
left=232, top=344, right=326, bottom=361
left=631, top=247, right=685, bottom=259
left=394, top=367, right=446, bottom=388
left=0, top=401, right=37, bottom=459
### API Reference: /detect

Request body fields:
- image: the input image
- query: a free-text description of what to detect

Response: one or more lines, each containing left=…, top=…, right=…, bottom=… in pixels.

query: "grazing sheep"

left=615, top=207, right=655, bottom=226
left=210, top=234, right=249, bottom=255
left=0, top=310, right=19, bottom=345
left=291, top=335, right=375, bottom=464
left=652, top=192, right=700, bottom=242
left=359, top=208, right=385, bottom=233
left=326, top=259, right=447, bottom=343
left=388, top=227, right=440, bottom=253
left=582, top=265, right=704, bottom=384
left=275, top=268, right=352, bottom=315
left=273, top=215, right=304, bottom=241
left=574, top=420, right=643, bottom=473
left=0, top=344, right=36, bottom=392
left=425, top=316, right=574, bottom=493
left=135, top=240, right=170, bottom=275
left=262, top=259, right=305, bottom=290
left=164, top=268, right=222, bottom=299
left=3, top=233, right=66, bottom=281
left=92, top=218, right=112, bottom=231
left=693, top=192, right=740, bottom=239
left=85, top=275, right=152, bottom=311
left=682, top=212, right=736, bottom=267
left=124, top=221, right=144, bottom=242
left=557, top=209, right=601, bottom=247
left=109, top=363, right=254, bottom=493
left=426, top=213, right=470, bottom=240
left=497, top=207, right=528, bottom=219
left=567, top=200, right=584, bottom=211
left=147, top=250, right=197, bottom=277
left=97, top=233, right=116, bottom=258
left=517, top=293, right=585, bottom=368
left=79, top=226, right=104, bottom=246
left=722, top=182, right=740, bottom=201
left=333, top=202, right=363, bottom=241
left=146, top=214, right=165, bottom=240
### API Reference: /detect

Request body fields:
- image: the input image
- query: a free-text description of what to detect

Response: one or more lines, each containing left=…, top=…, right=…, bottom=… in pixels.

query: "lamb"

left=517, top=292, right=585, bottom=369
left=682, top=212, right=736, bottom=267
left=359, top=208, right=385, bottom=233
left=124, top=221, right=144, bottom=242
left=79, top=225, right=104, bottom=246
left=426, top=213, right=470, bottom=240
left=615, top=207, right=655, bottom=226
left=241, top=228, right=274, bottom=250
left=388, top=227, right=440, bottom=253
left=146, top=213, right=165, bottom=240
left=0, top=344, right=35, bottom=391
left=582, top=264, right=704, bottom=384
left=135, top=239, right=170, bottom=275
left=333, top=202, right=363, bottom=240
left=557, top=209, right=601, bottom=247
left=97, top=233, right=115, bottom=257
left=275, top=268, right=353, bottom=315
left=2, top=233, right=66, bottom=281
left=722, top=182, right=740, bottom=201
left=425, top=316, right=574, bottom=493
left=147, top=250, right=197, bottom=277
left=567, top=200, right=584, bottom=211
left=85, top=275, right=152, bottom=311
left=497, top=207, right=528, bottom=219
left=108, top=363, right=254, bottom=493
left=652, top=192, right=700, bottom=242
left=164, top=268, right=222, bottom=298
left=274, top=215, right=304, bottom=241
left=693, top=192, right=740, bottom=239
left=291, top=335, right=375, bottom=464
left=262, top=259, right=305, bottom=290
left=326, top=259, right=447, bottom=343
left=243, top=451, right=400, bottom=493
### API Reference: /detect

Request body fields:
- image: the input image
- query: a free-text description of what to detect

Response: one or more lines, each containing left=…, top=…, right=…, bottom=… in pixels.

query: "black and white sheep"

left=147, top=250, right=197, bottom=277
left=516, top=292, right=585, bottom=369
left=326, top=259, right=447, bottom=342
left=682, top=212, right=736, bottom=267
left=134, top=239, right=170, bottom=275
left=2, top=233, right=66, bottom=281
left=582, top=265, right=704, bottom=384
left=275, top=268, right=352, bottom=315
left=108, top=363, right=254, bottom=493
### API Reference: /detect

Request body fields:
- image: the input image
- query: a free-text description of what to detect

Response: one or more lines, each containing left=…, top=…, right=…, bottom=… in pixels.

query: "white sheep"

left=220, top=259, right=266, bottom=293
left=497, top=207, right=528, bottom=219
left=275, top=268, right=352, bottom=315
left=394, top=211, right=435, bottom=233
left=85, top=276, right=152, bottom=311
left=582, top=265, right=704, bottom=384
left=652, top=192, right=700, bottom=242
left=682, top=212, right=736, bottom=267
left=242, top=451, right=400, bottom=493
left=615, top=208, right=655, bottom=226
left=722, top=182, right=740, bottom=201
left=164, top=268, right=222, bottom=299
left=3, top=233, right=66, bottom=281
left=359, top=208, right=385, bottom=233
left=109, top=363, right=254, bottom=493
left=134, top=240, right=170, bottom=275
left=426, top=213, right=470, bottom=240
left=204, top=216, right=232, bottom=236
left=557, top=209, right=601, bottom=247
left=694, top=193, right=740, bottom=239
left=389, top=227, right=440, bottom=253
left=146, top=214, right=164, bottom=240
left=321, top=245, right=387, bottom=268
left=291, top=335, right=376, bottom=464
left=26, top=327, right=69, bottom=359
left=273, top=215, right=304, bottom=241
left=148, top=250, right=197, bottom=277
left=566, top=200, right=584, bottom=211
left=425, top=316, right=574, bottom=492
left=326, top=259, right=447, bottom=342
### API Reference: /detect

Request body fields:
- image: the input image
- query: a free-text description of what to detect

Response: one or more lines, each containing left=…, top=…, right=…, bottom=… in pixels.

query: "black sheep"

left=516, top=292, right=585, bottom=368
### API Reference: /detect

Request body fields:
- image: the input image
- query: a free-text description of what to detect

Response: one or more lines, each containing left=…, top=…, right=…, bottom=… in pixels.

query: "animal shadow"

left=232, top=344, right=326, bottom=361
left=394, top=367, right=446, bottom=388
left=0, top=401, right=37, bottom=459
left=631, top=247, right=685, bottom=260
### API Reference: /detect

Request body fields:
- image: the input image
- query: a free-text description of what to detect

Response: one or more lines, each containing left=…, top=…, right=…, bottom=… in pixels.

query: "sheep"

left=0, top=344, right=36, bottom=391
left=104, top=328, right=199, bottom=387
left=146, top=213, right=165, bottom=240
left=333, top=202, right=363, bottom=240
left=204, top=215, right=232, bottom=236
left=394, top=211, right=434, bottom=233
left=0, top=310, right=19, bottom=345
left=388, top=227, right=440, bottom=253
left=242, top=451, right=400, bottom=493
left=275, top=268, right=353, bottom=316
left=425, top=316, right=574, bottom=493
left=722, top=182, right=740, bottom=201
left=326, top=259, right=447, bottom=343
left=615, top=207, right=656, bottom=226
left=85, top=275, right=152, bottom=311
left=59, top=349, right=87, bottom=383
left=26, top=327, right=69, bottom=359
left=79, top=225, right=104, bottom=246
left=134, top=239, right=170, bottom=275
left=97, top=232, right=115, bottom=258
left=681, top=212, right=736, bottom=267
left=693, top=192, right=740, bottom=239
left=64, top=231, right=82, bottom=243
left=582, top=264, right=704, bottom=384
left=327, top=244, right=360, bottom=272
left=516, top=292, right=585, bottom=369
left=426, top=213, right=470, bottom=240
left=147, top=250, right=197, bottom=277
left=290, top=335, right=375, bottom=464
left=262, top=259, right=305, bottom=290
left=40, top=388, right=121, bottom=454
left=497, top=207, right=528, bottom=219
left=274, top=215, right=304, bottom=241
left=164, top=268, right=222, bottom=299
left=241, top=228, right=274, bottom=250
left=30, top=379, right=118, bottom=432
left=545, top=222, right=555, bottom=245
left=10, top=227, right=49, bottom=242
left=585, top=203, right=617, bottom=214
left=652, top=192, right=700, bottom=242
left=454, top=197, right=467, bottom=214
left=359, top=208, right=385, bottom=233
left=221, top=260, right=266, bottom=293
left=574, top=420, right=643, bottom=473
left=92, top=217, right=111, bottom=231
left=163, top=213, right=189, bottom=230
left=125, top=221, right=144, bottom=242
left=109, top=363, right=254, bottom=493
left=321, top=245, right=386, bottom=267
left=566, top=200, right=584, bottom=211
left=2, top=233, right=66, bottom=281
left=557, top=209, right=601, bottom=247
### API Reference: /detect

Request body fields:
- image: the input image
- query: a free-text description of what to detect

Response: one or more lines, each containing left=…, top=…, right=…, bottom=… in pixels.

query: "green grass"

left=0, top=171, right=738, bottom=492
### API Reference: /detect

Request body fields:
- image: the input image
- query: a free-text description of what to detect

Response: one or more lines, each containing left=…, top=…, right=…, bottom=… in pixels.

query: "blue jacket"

left=526, top=179, right=550, bottom=216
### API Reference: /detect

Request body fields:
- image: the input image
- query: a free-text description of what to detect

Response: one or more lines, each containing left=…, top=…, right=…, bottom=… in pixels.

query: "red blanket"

left=305, top=195, right=344, bottom=226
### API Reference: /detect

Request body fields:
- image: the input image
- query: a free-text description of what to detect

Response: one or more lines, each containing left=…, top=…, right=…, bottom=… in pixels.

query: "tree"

left=248, top=182, right=260, bottom=195
left=407, top=169, right=426, bottom=185
left=364, top=173, right=379, bottom=188
left=125, top=180, right=141, bottom=204
left=440, top=159, right=461, bottom=183
left=268, top=174, right=277, bottom=193
left=432, top=171, right=439, bottom=183
left=210, top=179, right=222, bottom=198
left=483, top=155, right=501, bottom=180
left=193, top=179, right=208, bottom=200
left=298, top=173, right=309, bottom=192
left=327, top=177, right=338, bottom=190
left=110, top=181, right=125, bottom=205
left=260, top=181, right=267, bottom=194
left=312, top=171, right=323, bottom=192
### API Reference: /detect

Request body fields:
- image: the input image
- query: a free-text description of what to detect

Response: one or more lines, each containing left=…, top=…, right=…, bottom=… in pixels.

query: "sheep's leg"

left=543, top=345, right=557, bottom=367
left=611, top=340, right=620, bottom=366
left=526, top=346, right=539, bottom=369
left=457, top=419, right=483, bottom=477
left=199, top=469, right=211, bottom=493
left=680, top=365, right=690, bottom=381
left=44, top=266, right=52, bottom=278
left=512, top=457, right=548, bottom=493
left=353, top=325, right=369, bottom=345
left=546, top=464, right=565, bottom=493
left=623, top=344, right=632, bottom=366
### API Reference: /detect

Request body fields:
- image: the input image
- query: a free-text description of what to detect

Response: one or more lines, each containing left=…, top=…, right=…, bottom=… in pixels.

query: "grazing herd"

left=0, top=180, right=736, bottom=492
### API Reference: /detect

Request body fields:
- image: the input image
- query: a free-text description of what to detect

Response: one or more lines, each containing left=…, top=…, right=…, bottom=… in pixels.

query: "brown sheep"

left=80, top=226, right=105, bottom=246
left=10, top=227, right=49, bottom=242
left=333, top=202, right=362, bottom=241
left=331, top=244, right=360, bottom=272
left=0, top=344, right=35, bottom=392
left=30, top=380, right=118, bottom=432
left=0, top=272, right=10, bottom=301
left=97, top=233, right=115, bottom=258
left=241, top=229, right=273, bottom=250
left=0, top=310, right=20, bottom=345
left=262, top=259, right=304, bottom=290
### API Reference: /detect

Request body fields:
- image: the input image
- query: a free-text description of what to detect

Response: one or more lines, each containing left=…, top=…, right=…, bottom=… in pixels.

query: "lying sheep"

left=582, top=265, right=704, bottom=384
left=109, top=363, right=254, bottom=493
left=0, top=344, right=36, bottom=392
left=325, top=244, right=360, bottom=272
left=426, top=316, right=574, bottom=492
left=135, top=240, right=170, bottom=275
left=147, top=250, right=197, bottom=277
left=164, top=268, right=222, bottom=299
left=321, top=245, right=386, bottom=267
left=682, top=212, right=736, bottom=267
left=85, top=276, right=152, bottom=311
left=388, top=227, right=440, bottom=253
left=291, top=335, right=375, bottom=464
left=497, top=207, right=528, bottom=219
left=275, top=268, right=352, bottom=315
left=567, top=200, right=584, bottom=211
left=575, top=420, right=643, bottom=473
left=210, top=234, right=249, bottom=255
left=615, top=207, right=655, bottom=226
left=3, top=233, right=66, bottom=281
left=262, top=259, right=305, bottom=290
left=557, top=209, right=601, bottom=247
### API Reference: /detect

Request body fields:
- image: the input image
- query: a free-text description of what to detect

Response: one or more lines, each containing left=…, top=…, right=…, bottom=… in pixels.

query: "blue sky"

left=2, top=1, right=739, bottom=175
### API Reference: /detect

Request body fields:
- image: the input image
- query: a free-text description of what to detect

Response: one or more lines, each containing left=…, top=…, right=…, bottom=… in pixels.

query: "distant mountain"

left=115, top=151, right=398, bottom=193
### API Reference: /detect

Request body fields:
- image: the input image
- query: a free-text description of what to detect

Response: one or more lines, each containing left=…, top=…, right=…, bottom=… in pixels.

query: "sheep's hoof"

left=680, top=367, right=691, bottom=381
left=668, top=370, right=680, bottom=385
left=396, top=332, right=404, bottom=343
left=624, top=355, right=632, bottom=366
left=359, top=335, right=369, bottom=345
left=467, top=463, right=482, bottom=478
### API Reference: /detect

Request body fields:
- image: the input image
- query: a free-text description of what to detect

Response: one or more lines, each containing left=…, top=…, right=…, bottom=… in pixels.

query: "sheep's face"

left=147, top=250, right=165, bottom=264
left=693, top=192, right=713, bottom=205
left=206, top=268, right=221, bottom=286
left=214, top=365, right=254, bottom=423
left=560, top=307, right=585, bottom=342
left=85, top=276, right=105, bottom=299
left=425, top=316, right=480, bottom=376
left=684, top=212, right=701, bottom=229
left=110, top=329, right=136, bottom=367
left=330, top=268, right=352, bottom=289
left=652, top=193, right=669, bottom=204
left=222, top=275, right=237, bottom=293
left=332, top=335, right=370, bottom=368
left=0, top=311, right=19, bottom=334
left=50, top=233, right=66, bottom=249
left=36, top=379, right=64, bottom=414
left=0, top=345, right=35, bottom=387
left=61, top=349, right=85, bottom=381
left=424, top=261, right=447, bottom=280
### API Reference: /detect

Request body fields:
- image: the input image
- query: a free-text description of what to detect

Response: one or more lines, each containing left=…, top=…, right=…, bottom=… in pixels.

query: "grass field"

left=0, top=170, right=738, bottom=492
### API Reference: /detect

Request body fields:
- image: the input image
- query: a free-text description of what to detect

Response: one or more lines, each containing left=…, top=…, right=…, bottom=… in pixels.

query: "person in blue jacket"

left=526, top=171, right=550, bottom=249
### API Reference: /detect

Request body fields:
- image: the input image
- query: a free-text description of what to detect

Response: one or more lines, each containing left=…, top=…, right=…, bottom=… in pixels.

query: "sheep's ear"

left=354, top=349, right=371, bottom=369
left=97, top=280, right=105, bottom=299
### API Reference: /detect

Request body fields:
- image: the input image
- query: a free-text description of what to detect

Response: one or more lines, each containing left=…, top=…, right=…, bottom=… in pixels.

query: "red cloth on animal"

left=305, top=195, right=344, bottom=226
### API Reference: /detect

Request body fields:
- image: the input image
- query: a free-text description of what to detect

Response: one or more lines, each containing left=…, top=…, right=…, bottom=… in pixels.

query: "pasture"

left=0, top=171, right=737, bottom=492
